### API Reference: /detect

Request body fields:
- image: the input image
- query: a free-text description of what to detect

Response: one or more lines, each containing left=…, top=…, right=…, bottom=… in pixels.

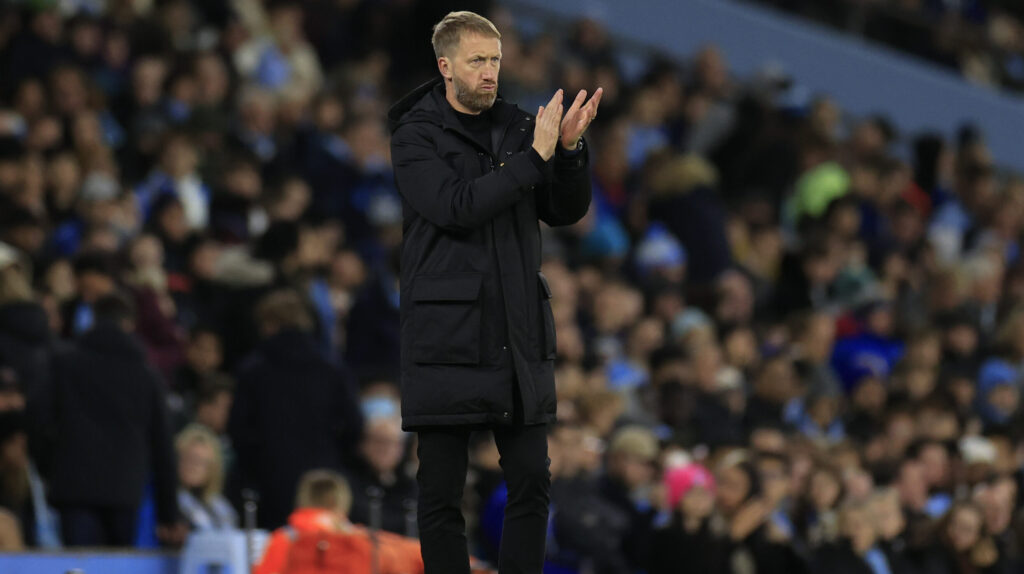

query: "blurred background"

left=0, top=0, right=1023, bottom=572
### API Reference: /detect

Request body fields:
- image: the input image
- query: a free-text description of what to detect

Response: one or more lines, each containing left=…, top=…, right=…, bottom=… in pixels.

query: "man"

left=34, top=293, right=182, bottom=546
left=254, top=470, right=423, bottom=574
left=344, top=415, right=417, bottom=536
left=812, top=500, right=892, bottom=574
left=60, top=251, right=119, bottom=338
left=596, top=426, right=660, bottom=572
left=867, top=487, right=915, bottom=573
left=228, top=289, right=364, bottom=529
left=386, top=10, right=600, bottom=574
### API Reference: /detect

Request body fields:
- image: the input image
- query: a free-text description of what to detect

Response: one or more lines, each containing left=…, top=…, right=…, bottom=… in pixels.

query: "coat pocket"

left=411, top=272, right=484, bottom=364
left=538, top=271, right=556, bottom=360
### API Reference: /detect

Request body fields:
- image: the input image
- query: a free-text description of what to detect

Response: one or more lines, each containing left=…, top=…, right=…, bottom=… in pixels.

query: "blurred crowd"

left=0, top=1, right=1023, bottom=574
left=750, top=0, right=1024, bottom=92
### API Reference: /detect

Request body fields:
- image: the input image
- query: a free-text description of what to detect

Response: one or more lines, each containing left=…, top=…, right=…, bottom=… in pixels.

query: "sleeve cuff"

left=557, top=139, right=584, bottom=157
left=528, top=148, right=549, bottom=173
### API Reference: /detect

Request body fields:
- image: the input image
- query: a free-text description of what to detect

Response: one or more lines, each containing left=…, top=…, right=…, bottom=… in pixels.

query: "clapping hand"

left=560, top=87, right=603, bottom=151
left=532, top=89, right=563, bottom=161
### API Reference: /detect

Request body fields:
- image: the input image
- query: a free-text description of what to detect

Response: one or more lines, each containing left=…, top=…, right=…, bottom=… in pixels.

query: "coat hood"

left=387, top=76, right=444, bottom=134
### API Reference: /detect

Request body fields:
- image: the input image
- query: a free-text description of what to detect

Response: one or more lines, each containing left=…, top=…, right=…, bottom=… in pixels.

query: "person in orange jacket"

left=254, top=469, right=425, bottom=574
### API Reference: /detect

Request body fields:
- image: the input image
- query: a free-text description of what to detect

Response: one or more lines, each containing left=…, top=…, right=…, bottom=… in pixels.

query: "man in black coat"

left=227, top=289, right=363, bottom=529
left=386, top=10, right=600, bottom=574
left=33, top=294, right=182, bottom=546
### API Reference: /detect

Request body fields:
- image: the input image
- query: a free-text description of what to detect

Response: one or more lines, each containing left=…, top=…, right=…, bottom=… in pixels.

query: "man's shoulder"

left=391, top=117, right=440, bottom=142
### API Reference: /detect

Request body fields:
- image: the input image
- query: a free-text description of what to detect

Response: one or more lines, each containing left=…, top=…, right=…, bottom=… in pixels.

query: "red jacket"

left=254, top=508, right=424, bottom=574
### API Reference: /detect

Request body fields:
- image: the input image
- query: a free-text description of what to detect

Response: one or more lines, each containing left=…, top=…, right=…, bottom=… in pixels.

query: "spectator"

left=867, top=487, right=915, bottom=573
left=0, top=244, right=52, bottom=393
left=923, top=500, right=1009, bottom=574
left=175, top=424, right=237, bottom=531
left=714, top=453, right=808, bottom=574
left=598, top=425, right=660, bottom=572
left=975, top=473, right=1023, bottom=571
left=59, top=251, right=120, bottom=338
left=791, top=312, right=842, bottom=397
left=234, top=0, right=324, bottom=102
left=228, top=289, right=363, bottom=529
left=646, top=155, right=732, bottom=285
left=135, top=132, right=210, bottom=231
left=0, top=368, right=58, bottom=549
left=546, top=421, right=631, bottom=574
left=693, top=344, right=747, bottom=448
left=194, top=375, right=234, bottom=438
left=0, top=0, right=1023, bottom=565
left=33, top=293, right=182, bottom=547
left=793, top=463, right=844, bottom=550
left=171, top=326, right=224, bottom=407
left=344, top=414, right=417, bottom=536
left=651, top=463, right=727, bottom=574
left=745, top=353, right=800, bottom=433
left=254, top=469, right=424, bottom=574
left=344, top=257, right=400, bottom=378
left=810, top=499, right=891, bottom=574
left=125, top=234, right=186, bottom=379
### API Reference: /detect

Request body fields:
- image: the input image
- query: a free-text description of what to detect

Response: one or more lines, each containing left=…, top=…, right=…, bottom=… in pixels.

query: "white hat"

left=0, top=242, right=21, bottom=269
left=960, top=436, right=996, bottom=466
left=716, top=366, right=744, bottom=393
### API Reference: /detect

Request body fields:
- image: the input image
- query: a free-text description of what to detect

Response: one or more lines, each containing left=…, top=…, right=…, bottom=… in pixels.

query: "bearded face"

left=443, top=33, right=501, bottom=113
left=453, top=70, right=497, bottom=112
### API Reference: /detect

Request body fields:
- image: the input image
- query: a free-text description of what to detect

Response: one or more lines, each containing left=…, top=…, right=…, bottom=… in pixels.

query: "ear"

left=438, top=57, right=452, bottom=81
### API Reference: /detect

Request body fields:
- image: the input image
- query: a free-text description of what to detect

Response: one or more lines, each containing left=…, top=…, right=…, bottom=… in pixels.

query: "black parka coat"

left=387, top=76, right=591, bottom=430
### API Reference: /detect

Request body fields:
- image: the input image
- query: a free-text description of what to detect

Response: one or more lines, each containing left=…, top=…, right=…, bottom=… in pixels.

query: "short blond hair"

left=296, top=470, right=353, bottom=515
left=431, top=11, right=500, bottom=60
left=0, top=265, right=33, bottom=306
left=175, top=424, right=226, bottom=503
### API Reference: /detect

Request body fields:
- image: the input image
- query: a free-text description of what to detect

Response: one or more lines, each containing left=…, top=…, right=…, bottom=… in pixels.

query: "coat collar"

left=388, top=76, right=523, bottom=158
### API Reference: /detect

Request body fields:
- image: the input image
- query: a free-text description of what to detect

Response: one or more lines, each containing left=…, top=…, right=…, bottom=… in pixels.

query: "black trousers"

left=416, top=422, right=551, bottom=574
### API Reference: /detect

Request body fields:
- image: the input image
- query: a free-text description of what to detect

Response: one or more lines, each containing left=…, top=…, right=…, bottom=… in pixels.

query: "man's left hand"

left=560, top=87, right=603, bottom=151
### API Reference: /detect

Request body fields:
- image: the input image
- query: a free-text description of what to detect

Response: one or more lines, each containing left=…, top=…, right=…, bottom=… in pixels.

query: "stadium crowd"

left=749, top=0, right=1024, bottom=92
left=0, top=0, right=1023, bottom=573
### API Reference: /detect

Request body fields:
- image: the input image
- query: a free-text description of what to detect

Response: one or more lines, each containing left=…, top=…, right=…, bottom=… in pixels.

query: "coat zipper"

left=440, top=111, right=523, bottom=420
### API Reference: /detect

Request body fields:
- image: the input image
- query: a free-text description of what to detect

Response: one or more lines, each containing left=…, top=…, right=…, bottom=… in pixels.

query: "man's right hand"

left=532, top=89, right=563, bottom=161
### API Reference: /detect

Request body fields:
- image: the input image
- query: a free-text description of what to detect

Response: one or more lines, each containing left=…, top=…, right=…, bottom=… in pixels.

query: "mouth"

left=481, top=84, right=496, bottom=92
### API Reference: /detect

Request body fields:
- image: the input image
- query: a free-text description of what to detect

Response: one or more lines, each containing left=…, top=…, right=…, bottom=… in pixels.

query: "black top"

left=452, top=106, right=494, bottom=155
left=452, top=104, right=557, bottom=172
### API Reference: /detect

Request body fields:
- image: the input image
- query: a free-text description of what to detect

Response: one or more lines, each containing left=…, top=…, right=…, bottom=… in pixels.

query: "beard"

left=453, top=73, right=497, bottom=112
